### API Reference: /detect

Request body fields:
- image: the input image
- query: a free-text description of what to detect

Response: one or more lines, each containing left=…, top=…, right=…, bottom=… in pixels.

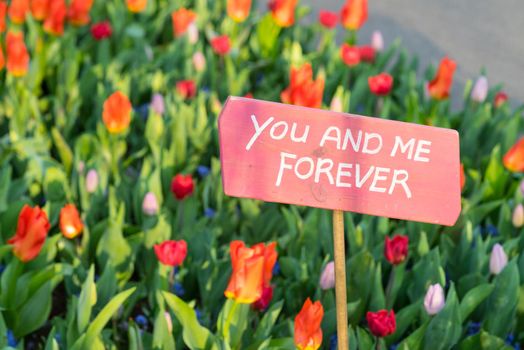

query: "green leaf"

left=217, top=298, right=250, bottom=349
left=252, top=300, right=284, bottom=344
left=458, top=331, right=513, bottom=350
left=51, top=128, right=73, bottom=175
left=78, top=287, right=136, bottom=349
left=423, top=283, right=462, bottom=350
left=459, top=283, right=494, bottom=322
left=152, top=308, right=175, bottom=350
left=398, top=322, right=428, bottom=350
left=77, top=265, right=97, bottom=333
left=15, top=281, right=53, bottom=337
left=163, top=291, right=219, bottom=350
left=0, top=165, right=12, bottom=213
left=483, top=259, right=519, bottom=337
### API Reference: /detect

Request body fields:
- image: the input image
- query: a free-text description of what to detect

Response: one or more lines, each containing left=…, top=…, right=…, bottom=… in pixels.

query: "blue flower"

left=204, top=208, right=216, bottom=218
left=201, top=86, right=211, bottom=94
left=329, top=334, right=337, bottom=350
left=256, top=74, right=264, bottom=86
left=173, top=282, right=185, bottom=297
left=0, top=265, right=5, bottom=275
left=484, top=224, right=499, bottom=237
left=197, top=165, right=210, bottom=178
left=135, top=104, right=150, bottom=119
left=390, top=345, right=399, bottom=350
left=7, top=330, right=16, bottom=347
left=195, top=308, right=203, bottom=325
left=135, top=315, right=148, bottom=328
left=54, top=332, right=62, bottom=344
left=466, top=322, right=481, bottom=336
left=272, top=261, right=280, bottom=276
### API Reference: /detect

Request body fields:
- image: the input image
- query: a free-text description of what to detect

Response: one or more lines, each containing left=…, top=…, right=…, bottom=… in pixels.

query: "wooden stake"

left=333, top=210, right=348, bottom=350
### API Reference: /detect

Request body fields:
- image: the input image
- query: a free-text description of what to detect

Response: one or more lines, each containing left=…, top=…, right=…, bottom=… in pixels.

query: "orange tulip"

left=503, top=137, right=524, bottom=172
left=127, top=0, right=147, bottom=13
left=0, top=1, right=8, bottom=32
left=171, top=8, right=196, bottom=37
left=227, top=0, right=251, bottom=23
left=0, top=46, right=4, bottom=71
left=340, top=0, right=367, bottom=30
left=30, top=0, right=49, bottom=20
left=281, top=63, right=325, bottom=109
left=460, top=164, right=465, bottom=191
left=43, top=0, right=67, bottom=36
left=102, top=91, right=132, bottom=134
left=59, top=204, right=83, bottom=239
left=294, top=298, right=324, bottom=350
left=268, top=0, right=298, bottom=27
left=6, top=31, right=29, bottom=77
left=225, top=241, right=276, bottom=304
left=428, top=57, right=456, bottom=100
left=8, top=0, right=29, bottom=24
left=67, top=0, right=94, bottom=26
left=8, top=205, right=50, bottom=262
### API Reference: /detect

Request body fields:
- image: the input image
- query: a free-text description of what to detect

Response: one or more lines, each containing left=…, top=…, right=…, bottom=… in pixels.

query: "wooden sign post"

left=218, top=97, right=461, bottom=349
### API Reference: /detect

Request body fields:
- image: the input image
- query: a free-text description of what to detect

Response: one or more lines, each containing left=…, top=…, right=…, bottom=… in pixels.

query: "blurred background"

left=297, top=0, right=524, bottom=107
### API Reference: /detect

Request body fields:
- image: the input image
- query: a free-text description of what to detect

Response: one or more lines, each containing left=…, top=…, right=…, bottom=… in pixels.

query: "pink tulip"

left=319, top=261, right=335, bottom=290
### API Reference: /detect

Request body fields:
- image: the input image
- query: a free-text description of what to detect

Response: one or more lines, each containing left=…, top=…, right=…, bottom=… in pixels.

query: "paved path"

left=300, top=0, right=524, bottom=106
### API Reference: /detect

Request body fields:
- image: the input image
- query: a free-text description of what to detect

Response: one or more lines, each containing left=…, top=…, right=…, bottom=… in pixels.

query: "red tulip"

left=358, top=45, right=375, bottom=63
left=0, top=1, right=7, bottom=32
left=368, top=73, right=393, bottom=96
left=367, top=310, right=396, bottom=337
left=171, top=174, right=194, bottom=200
left=384, top=235, right=408, bottom=265
left=281, top=63, right=325, bottom=109
left=8, top=0, right=29, bottom=24
left=428, top=57, right=456, bottom=100
left=227, top=0, right=251, bottom=23
left=494, top=92, right=508, bottom=108
left=91, top=21, right=112, bottom=40
left=340, top=43, right=360, bottom=67
left=503, top=137, right=524, bottom=172
left=59, top=204, right=83, bottom=239
left=294, top=298, right=324, bottom=350
left=171, top=8, right=196, bottom=37
left=154, top=240, right=188, bottom=266
left=176, top=80, right=197, bottom=99
left=340, top=0, right=367, bottom=30
left=43, top=0, right=67, bottom=36
left=319, top=10, right=337, bottom=29
left=8, top=205, right=50, bottom=262
left=211, top=35, right=231, bottom=56
left=67, top=0, right=94, bottom=26
left=102, top=91, right=132, bottom=134
left=6, top=31, right=30, bottom=77
left=252, top=285, right=273, bottom=311
left=268, top=0, right=298, bottom=27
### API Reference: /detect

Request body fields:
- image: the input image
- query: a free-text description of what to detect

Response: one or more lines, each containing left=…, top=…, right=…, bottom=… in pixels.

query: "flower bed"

left=0, top=0, right=523, bottom=349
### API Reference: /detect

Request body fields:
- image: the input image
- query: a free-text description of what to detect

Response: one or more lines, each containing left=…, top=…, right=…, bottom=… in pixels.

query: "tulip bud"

left=164, top=312, right=173, bottom=333
left=142, top=192, right=159, bottom=216
left=513, top=204, right=524, bottom=228
left=150, top=93, right=165, bottom=116
left=519, top=180, right=524, bottom=196
left=471, top=76, right=488, bottom=103
left=330, top=96, right=343, bottom=113
left=319, top=261, right=335, bottom=290
left=86, top=169, right=98, bottom=193
left=423, top=283, right=445, bottom=315
left=192, top=52, right=206, bottom=72
left=77, top=161, right=85, bottom=173
left=371, top=30, right=384, bottom=52
left=489, top=243, right=508, bottom=275
left=187, top=22, right=198, bottom=44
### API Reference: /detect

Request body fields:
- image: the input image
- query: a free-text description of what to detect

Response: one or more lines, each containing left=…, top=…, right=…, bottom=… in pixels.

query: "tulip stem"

left=333, top=210, right=349, bottom=350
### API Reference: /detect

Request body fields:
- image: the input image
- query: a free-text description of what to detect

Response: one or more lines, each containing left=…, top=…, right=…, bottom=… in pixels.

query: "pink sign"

left=218, top=97, right=461, bottom=226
